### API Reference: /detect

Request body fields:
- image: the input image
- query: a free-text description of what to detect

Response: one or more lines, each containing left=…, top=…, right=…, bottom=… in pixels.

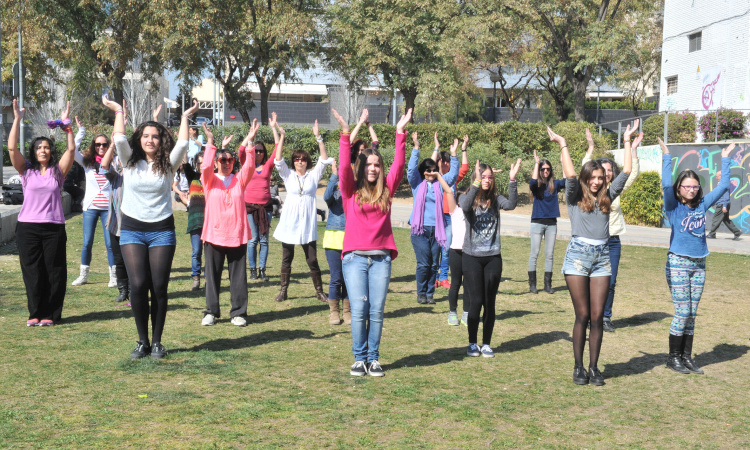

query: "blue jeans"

left=81, top=208, right=114, bottom=266
left=410, top=226, right=440, bottom=298
left=190, top=230, right=203, bottom=277
left=247, top=211, right=272, bottom=269
left=604, top=236, right=621, bottom=319
left=342, top=252, right=392, bottom=362
left=528, top=222, right=557, bottom=272
left=561, top=237, right=611, bottom=277
left=438, top=214, right=452, bottom=281
left=325, top=249, right=347, bottom=300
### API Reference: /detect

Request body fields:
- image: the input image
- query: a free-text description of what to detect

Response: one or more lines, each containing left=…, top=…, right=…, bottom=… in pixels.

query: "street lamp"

left=595, top=76, right=604, bottom=130
left=489, top=70, right=502, bottom=123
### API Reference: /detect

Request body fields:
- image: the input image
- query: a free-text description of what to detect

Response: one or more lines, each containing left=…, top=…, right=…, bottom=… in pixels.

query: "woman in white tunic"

left=272, top=114, right=333, bottom=302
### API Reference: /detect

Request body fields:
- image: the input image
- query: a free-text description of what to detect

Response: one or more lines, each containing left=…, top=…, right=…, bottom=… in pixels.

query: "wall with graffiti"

left=664, top=143, right=749, bottom=234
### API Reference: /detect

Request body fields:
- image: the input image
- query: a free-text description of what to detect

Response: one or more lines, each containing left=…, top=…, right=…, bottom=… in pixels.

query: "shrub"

left=620, top=171, right=663, bottom=226
left=584, top=99, right=657, bottom=110
left=698, top=108, right=748, bottom=141
left=642, top=112, right=697, bottom=145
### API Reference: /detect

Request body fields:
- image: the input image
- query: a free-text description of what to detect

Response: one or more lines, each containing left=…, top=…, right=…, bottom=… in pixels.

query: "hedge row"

left=584, top=99, right=657, bottom=111
left=642, top=112, right=697, bottom=146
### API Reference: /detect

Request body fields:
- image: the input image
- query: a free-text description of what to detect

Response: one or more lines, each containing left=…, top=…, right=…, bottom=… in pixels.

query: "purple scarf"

left=411, top=179, right=447, bottom=248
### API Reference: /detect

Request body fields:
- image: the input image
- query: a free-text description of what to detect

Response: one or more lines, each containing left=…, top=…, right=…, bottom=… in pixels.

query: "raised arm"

left=324, top=159, right=340, bottom=207
left=623, top=131, right=643, bottom=190
left=497, top=158, right=520, bottom=210
left=152, top=104, right=163, bottom=123
left=387, top=108, right=412, bottom=190
left=620, top=119, right=637, bottom=175
left=531, top=149, right=540, bottom=181
left=349, top=109, right=368, bottom=144
left=103, top=94, right=132, bottom=164
left=179, top=100, right=199, bottom=142
left=581, top=128, right=594, bottom=166
left=312, top=119, right=328, bottom=161
left=270, top=112, right=284, bottom=162
left=407, top=131, right=421, bottom=189
left=73, top=116, right=85, bottom=166
left=658, top=137, right=677, bottom=212
left=547, top=126, right=575, bottom=179
left=368, top=121, right=379, bottom=147
left=431, top=132, right=440, bottom=162
left=436, top=171, right=457, bottom=213
left=460, top=161, right=482, bottom=215
left=200, top=124, right=218, bottom=186
left=332, top=109, right=354, bottom=198
left=443, top=139, right=460, bottom=185
left=7, top=99, right=28, bottom=174
left=238, top=119, right=259, bottom=165
left=58, top=101, right=77, bottom=178
left=100, top=133, right=116, bottom=170
left=703, top=143, right=736, bottom=208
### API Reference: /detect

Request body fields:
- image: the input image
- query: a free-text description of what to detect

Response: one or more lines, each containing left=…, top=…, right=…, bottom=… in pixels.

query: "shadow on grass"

left=496, top=310, right=539, bottom=321
left=386, top=347, right=468, bottom=369
left=390, top=274, right=416, bottom=284
left=248, top=303, right=328, bottom=324
left=612, top=312, right=672, bottom=329
left=169, top=328, right=342, bottom=353
left=496, top=331, right=570, bottom=353
left=698, top=343, right=750, bottom=367
left=602, top=352, right=665, bottom=379
left=384, top=306, right=442, bottom=319
left=62, top=304, right=190, bottom=324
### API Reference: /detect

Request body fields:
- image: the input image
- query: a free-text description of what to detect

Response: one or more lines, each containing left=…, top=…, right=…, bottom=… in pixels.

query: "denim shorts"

left=561, top=237, right=611, bottom=277
left=119, top=229, right=177, bottom=247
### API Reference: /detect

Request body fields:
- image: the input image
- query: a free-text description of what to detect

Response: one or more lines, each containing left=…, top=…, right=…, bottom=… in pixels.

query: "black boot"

left=544, top=272, right=554, bottom=294
left=311, top=270, right=329, bottom=303
left=275, top=268, right=291, bottom=302
left=666, top=334, right=690, bottom=374
left=249, top=268, right=258, bottom=280
left=528, top=271, right=538, bottom=294
left=115, top=278, right=129, bottom=302
left=680, top=334, right=704, bottom=374
left=258, top=268, right=269, bottom=282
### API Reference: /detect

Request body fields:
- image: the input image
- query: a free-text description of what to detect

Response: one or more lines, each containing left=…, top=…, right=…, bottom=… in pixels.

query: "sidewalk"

left=298, top=192, right=750, bottom=256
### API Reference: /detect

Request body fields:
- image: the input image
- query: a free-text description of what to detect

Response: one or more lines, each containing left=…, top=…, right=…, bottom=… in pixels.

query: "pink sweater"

left=339, top=132, right=406, bottom=259
left=239, top=144, right=279, bottom=205
left=201, top=144, right=255, bottom=247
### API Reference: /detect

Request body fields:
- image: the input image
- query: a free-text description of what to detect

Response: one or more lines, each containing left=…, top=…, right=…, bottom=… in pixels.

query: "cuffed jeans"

left=81, top=208, right=114, bottom=266
left=342, top=252, right=392, bottom=362
left=528, top=222, right=557, bottom=273
left=438, top=214, right=452, bottom=281
left=247, top=210, right=273, bottom=269
left=410, top=226, right=440, bottom=298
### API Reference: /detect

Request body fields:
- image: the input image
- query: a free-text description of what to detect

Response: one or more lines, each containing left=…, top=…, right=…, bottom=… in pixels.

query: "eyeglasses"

left=294, top=158, right=306, bottom=162
left=680, top=185, right=700, bottom=191
left=219, top=157, right=235, bottom=164
left=541, top=167, right=551, bottom=172
left=423, top=169, right=437, bottom=173
left=95, top=142, right=109, bottom=147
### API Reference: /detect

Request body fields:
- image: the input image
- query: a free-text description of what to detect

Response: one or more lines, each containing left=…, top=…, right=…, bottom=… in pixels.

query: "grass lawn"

left=1, top=211, right=749, bottom=448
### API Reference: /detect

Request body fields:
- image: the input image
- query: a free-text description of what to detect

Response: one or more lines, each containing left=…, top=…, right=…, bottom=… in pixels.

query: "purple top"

left=17, top=161, right=65, bottom=224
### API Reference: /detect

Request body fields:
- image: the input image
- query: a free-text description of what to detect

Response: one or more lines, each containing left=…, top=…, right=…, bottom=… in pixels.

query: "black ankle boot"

left=544, top=272, right=554, bottom=294
left=528, top=271, right=538, bottom=294
left=115, top=279, right=129, bottom=302
left=667, top=334, right=690, bottom=374
left=572, top=365, right=589, bottom=385
left=680, top=334, right=704, bottom=374
left=249, top=268, right=257, bottom=280
left=258, top=268, right=269, bottom=282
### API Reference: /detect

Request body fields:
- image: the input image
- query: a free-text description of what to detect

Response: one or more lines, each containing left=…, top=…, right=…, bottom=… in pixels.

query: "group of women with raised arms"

left=7, top=98, right=739, bottom=383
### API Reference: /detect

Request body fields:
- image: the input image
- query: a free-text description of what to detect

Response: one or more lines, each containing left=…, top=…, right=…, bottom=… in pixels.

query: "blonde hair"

left=354, top=149, right=391, bottom=213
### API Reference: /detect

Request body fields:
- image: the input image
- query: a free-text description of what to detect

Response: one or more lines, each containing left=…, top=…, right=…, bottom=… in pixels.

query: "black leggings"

left=565, top=275, right=609, bottom=368
left=448, top=249, right=467, bottom=313
left=121, top=243, right=176, bottom=345
left=463, top=253, right=503, bottom=346
left=110, top=232, right=128, bottom=283
left=281, top=241, right=321, bottom=272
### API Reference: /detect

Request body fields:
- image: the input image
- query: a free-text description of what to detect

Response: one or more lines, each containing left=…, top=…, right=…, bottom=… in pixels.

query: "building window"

left=689, top=32, right=702, bottom=52
left=666, top=76, right=678, bottom=95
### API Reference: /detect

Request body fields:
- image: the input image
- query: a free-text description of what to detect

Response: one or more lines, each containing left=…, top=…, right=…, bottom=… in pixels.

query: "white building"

left=659, top=0, right=750, bottom=113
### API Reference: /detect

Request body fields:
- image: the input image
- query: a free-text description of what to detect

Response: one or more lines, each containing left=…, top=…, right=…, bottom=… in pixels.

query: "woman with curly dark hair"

left=7, top=99, right=76, bottom=327
left=103, top=94, right=196, bottom=360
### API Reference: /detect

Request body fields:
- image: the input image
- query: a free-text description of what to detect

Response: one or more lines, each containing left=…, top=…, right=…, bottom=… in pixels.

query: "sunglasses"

left=255, top=149, right=266, bottom=153
left=95, top=142, right=109, bottom=147
left=294, top=158, right=306, bottom=162
left=219, top=157, right=235, bottom=164
left=541, top=167, right=551, bottom=171
left=423, top=168, right=437, bottom=173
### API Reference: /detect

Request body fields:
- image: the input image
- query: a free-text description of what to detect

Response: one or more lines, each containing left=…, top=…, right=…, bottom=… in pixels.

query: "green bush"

left=620, top=171, right=663, bottom=226
left=584, top=99, right=657, bottom=110
left=642, top=112, right=697, bottom=146
left=698, top=108, right=748, bottom=141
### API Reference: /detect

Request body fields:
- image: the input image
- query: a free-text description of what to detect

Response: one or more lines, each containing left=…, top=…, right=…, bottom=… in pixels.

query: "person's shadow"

left=168, top=329, right=343, bottom=354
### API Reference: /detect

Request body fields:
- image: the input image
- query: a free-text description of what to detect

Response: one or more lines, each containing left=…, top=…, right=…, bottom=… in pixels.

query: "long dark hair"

left=28, top=137, right=59, bottom=172
left=83, top=133, right=110, bottom=168
left=192, top=150, right=205, bottom=174
left=418, top=158, right=438, bottom=179
left=673, top=169, right=703, bottom=208
left=577, top=160, right=611, bottom=213
left=472, top=163, right=498, bottom=212
left=253, top=141, right=268, bottom=165
left=596, top=157, right=620, bottom=184
left=127, top=121, right=175, bottom=176
left=536, top=159, right=555, bottom=195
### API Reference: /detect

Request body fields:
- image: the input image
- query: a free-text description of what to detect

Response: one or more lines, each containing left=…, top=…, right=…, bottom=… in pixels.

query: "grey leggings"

left=528, top=222, right=557, bottom=272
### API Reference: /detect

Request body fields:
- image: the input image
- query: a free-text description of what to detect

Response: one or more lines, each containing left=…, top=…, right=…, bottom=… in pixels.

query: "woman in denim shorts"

left=547, top=122, right=634, bottom=387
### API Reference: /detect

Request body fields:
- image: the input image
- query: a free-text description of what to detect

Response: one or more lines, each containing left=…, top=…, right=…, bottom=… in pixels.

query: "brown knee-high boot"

left=342, top=298, right=351, bottom=324
left=328, top=299, right=342, bottom=325
left=275, top=268, right=291, bottom=302
left=310, top=270, right=328, bottom=302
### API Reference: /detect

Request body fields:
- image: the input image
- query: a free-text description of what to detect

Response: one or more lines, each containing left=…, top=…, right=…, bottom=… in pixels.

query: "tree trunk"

left=239, top=109, right=251, bottom=123
left=572, top=69, right=592, bottom=122
left=259, top=86, right=270, bottom=126
left=402, top=88, right=417, bottom=117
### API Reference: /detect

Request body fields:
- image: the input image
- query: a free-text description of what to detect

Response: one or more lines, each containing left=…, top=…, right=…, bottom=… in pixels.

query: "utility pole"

left=1, top=18, right=4, bottom=185
left=18, top=20, right=25, bottom=156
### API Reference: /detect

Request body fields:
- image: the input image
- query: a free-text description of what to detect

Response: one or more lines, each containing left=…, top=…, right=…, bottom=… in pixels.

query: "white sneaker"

left=108, top=265, right=117, bottom=288
left=230, top=316, right=247, bottom=327
left=72, top=265, right=90, bottom=286
left=201, top=314, right=216, bottom=326
left=480, top=345, right=495, bottom=358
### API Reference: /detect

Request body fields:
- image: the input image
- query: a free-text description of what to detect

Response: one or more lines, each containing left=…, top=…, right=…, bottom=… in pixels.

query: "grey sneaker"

left=367, top=360, right=385, bottom=377
left=480, top=345, right=495, bottom=358
left=461, top=311, right=469, bottom=326
left=350, top=361, right=367, bottom=376
left=448, top=312, right=459, bottom=326
left=467, top=343, right=480, bottom=357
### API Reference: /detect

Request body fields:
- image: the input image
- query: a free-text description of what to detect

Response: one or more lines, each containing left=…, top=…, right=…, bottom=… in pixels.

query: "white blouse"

left=273, top=157, right=333, bottom=245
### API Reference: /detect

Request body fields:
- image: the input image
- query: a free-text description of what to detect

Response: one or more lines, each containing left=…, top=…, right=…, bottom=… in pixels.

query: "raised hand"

left=184, top=99, right=200, bottom=117
left=546, top=126, right=566, bottom=147
left=12, top=98, right=25, bottom=120
left=152, top=104, right=163, bottom=122
left=312, top=119, right=320, bottom=138
left=632, top=131, right=644, bottom=156
left=509, top=158, right=521, bottom=180
left=201, top=122, right=214, bottom=146
left=60, top=101, right=70, bottom=121
left=656, top=137, right=669, bottom=155
left=75, top=116, right=83, bottom=129
left=533, top=149, right=540, bottom=164
left=449, top=138, right=459, bottom=155
left=359, top=109, right=369, bottom=124
left=269, top=111, right=278, bottom=128
left=474, top=159, right=482, bottom=181
left=462, top=135, right=469, bottom=151
left=221, top=134, right=235, bottom=149
left=722, top=143, right=736, bottom=158
left=122, top=98, right=129, bottom=124
left=585, top=128, right=594, bottom=154
left=102, top=94, right=122, bottom=112
left=411, top=131, right=419, bottom=149
left=624, top=118, right=639, bottom=140
left=331, top=109, right=349, bottom=133
left=331, top=158, right=338, bottom=175
left=396, top=108, right=413, bottom=133
left=434, top=132, right=440, bottom=150
left=245, top=118, right=260, bottom=144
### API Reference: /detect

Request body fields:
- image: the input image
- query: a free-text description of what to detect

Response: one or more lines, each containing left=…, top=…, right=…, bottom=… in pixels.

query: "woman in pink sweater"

left=199, top=123, right=257, bottom=327
left=332, top=107, right=412, bottom=378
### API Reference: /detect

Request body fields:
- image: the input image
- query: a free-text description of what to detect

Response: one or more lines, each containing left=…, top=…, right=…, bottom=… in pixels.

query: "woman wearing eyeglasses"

left=238, top=119, right=281, bottom=283
left=199, top=123, right=256, bottom=327
left=407, top=132, right=458, bottom=305
left=660, top=138, right=735, bottom=375
left=272, top=113, right=333, bottom=303
left=70, top=120, right=116, bottom=288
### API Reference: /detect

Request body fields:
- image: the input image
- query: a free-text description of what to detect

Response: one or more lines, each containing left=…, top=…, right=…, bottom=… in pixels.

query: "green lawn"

left=1, top=212, right=749, bottom=448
